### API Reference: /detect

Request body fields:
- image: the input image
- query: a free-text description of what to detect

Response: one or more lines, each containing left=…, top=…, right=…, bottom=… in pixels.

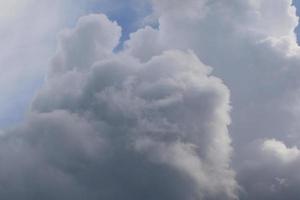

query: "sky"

left=1, top=0, right=300, bottom=200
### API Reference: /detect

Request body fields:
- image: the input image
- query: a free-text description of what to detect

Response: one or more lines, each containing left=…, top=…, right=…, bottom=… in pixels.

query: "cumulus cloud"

left=123, top=0, right=300, bottom=199
left=0, top=13, right=238, bottom=200
left=262, top=139, right=300, bottom=163
left=2, top=0, right=300, bottom=199
left=0, top=0, right=86, bottom=127
left=238, top=139, right=300, bottom=200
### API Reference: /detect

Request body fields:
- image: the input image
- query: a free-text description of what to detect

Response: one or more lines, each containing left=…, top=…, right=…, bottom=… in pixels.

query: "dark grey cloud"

left=0, top=13, right=237, bottom=200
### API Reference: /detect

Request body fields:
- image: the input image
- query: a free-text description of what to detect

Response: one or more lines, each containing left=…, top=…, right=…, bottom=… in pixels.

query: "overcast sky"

left=0, top=0, right=300, bottom=199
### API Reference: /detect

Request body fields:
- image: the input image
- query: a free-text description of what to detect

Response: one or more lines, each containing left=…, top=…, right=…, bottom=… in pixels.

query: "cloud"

left=0, top=13, right=238, bottom=200
left=0, top=0, right=85, bottom=127
left=0, top=0, right=31, bottom=20
left=49, top=14, right=121, bottom=75
left=123, top=0, right=300, bottom=199
left=238, top=139, right=300, bottom=200
left=262, top=139, right=300, bottom=163
left=2, top=0, right=300, bottom=199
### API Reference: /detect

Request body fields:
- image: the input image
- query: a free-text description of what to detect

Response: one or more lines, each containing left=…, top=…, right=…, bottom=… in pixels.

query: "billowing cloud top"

left=1, top=0, right=300, bottom=200
left=0, top=13, right=237, bottom=200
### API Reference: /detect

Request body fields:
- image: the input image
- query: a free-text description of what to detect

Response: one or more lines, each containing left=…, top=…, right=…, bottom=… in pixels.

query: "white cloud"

left=0, top=13, right=238, bottom=199
left=1, top=0, right=300, bottom=199
left=238, top=139, right=300, bottom=199
left=123, top=0, right=300, bottom=199
left=262, top=139, right=300, bottom=163
left=0, top=0, right=82, bottom=127
left=0, top=0, right=31, bottom=20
